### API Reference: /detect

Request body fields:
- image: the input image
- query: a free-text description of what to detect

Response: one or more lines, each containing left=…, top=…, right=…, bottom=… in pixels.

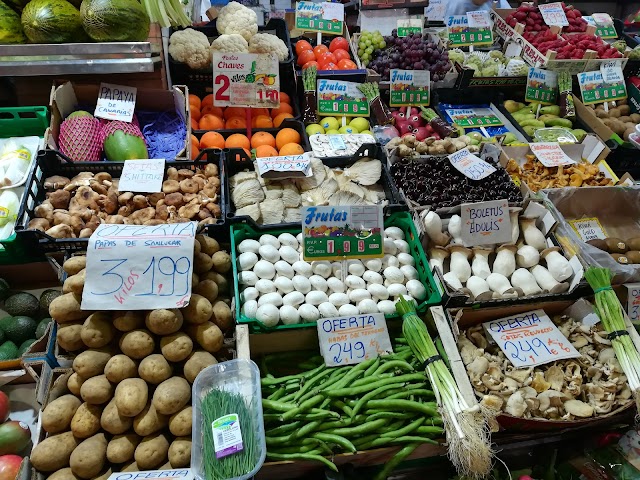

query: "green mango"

left=545, top=118, right=573, bottom=129
left=540, top=105, right=561, bottom=116
left=571, top=129, right=587, bottom=142
left=520, top=119, right=546, bottom=128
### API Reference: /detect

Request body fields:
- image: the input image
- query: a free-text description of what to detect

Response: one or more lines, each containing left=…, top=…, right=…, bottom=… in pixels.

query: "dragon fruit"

left=59, top=111, right=102, bottom=162
left=102, top=120, right=148, bottom=161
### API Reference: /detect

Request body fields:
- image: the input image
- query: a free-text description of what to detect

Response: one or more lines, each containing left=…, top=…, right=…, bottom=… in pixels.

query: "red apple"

left=0, top=455, right=21, bottom=480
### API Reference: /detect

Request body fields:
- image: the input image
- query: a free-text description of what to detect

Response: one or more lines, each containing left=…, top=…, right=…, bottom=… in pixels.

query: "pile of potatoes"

left=588, top=99, right=640, bottom=141
left=30, top=234, right=233, bottom=479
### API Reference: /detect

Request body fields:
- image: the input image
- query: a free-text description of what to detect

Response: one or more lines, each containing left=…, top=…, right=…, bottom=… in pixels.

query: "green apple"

left=325, top=129, right=340, bottom=135
left=338, top=125, right=355, bottom=134
left=306, top=124, right=324, bottom=136
left=320, top=117, right=339, bottom=131
left=360, top=130, right=374, bottom=136
left=349, top=117, right=370, bottom=132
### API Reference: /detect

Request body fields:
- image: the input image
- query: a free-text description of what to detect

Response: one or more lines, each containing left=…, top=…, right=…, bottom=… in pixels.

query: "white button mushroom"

left=241, top=300, right=258, bottom=318
left=278, top=233, right=299, bottom=249
left=397, top=253, right=415, bottom=267
left=358, top=299, right=379, bottom=314
left=329, top=292, right=349, bottom=307
left=400, top=265, right=419, bottom=281
left=364, top=258, right=383, bottom=272
left=296, top=233, right=303, bottom=245
left=292, top=261, right=313, bottom=277
left=274, top=276, right=294, bottom=294
left=384, top=227, right=404, bottom=240
left=394, top=239, right=410, bottom=253
left=377, top=300, right=396, bottom=314
left=367, top=283, right=389, bottom=300
left=258, top=245, right=280, bottom=263
left=257, top=292, right=283, bottom=307
left=298, top=304, right=320, bottom=322
left=318, top=302, right=339, bottom=318
left=253, top=260, right=276, bottom=279
left=279, top=246, right=300, bottom=265
left=383, top=266, right=405, bottom=284
left=383, top=238, right=398, bottom=255
left=326, top=277, right=346, bottom=293
left=279, top=305, right=300, bottom=325
left=238, top=252, right=259, bottom=270
left=259, top=234, right=280, bottom=248
left=292, top=275, right=312, bottom=294
left=255, top=279, right=276, bottom=294
left=256, top=304, right=279, bottom=327
left=282, top=291, right=305, bottom=306
left=274, top=260, right=295, bottom=279
left=312, top=261, right=333, bottom=278
left=349, top=288, right=371, bottom=303
left=309, top=275, right=328, bottom=293
left=387, top=283, right=408, bottom=297
left=338, top=304, right=359, bottom=316
left=406, top=279, right=427, bottom=300
left=363, top=270, right=384, bottom=285
left=239, top=271, right=258, bottom=286
left=306, top=291, right=329, bottom=306
left=347, top=260, right=366, bottom=277
left=345, top=275, right=366, bottom=289
left=331, top=262, right=342, bottom=277
left=382, top=254, right=400, bottom=268
left=241, top=287, right=259, bottom=302
left=238, top=239, right=260, bottom=254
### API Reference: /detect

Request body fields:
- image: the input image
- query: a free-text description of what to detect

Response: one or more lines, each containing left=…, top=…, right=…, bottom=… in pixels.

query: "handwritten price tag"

left=530, top=143, right=576, bottom=167
left=539, top=2, right=569, bottom=27
left=256, top=152, right=312, bottom=179
left=466, top=11, right=491, bottom=28
left=107, top=469, right=193, bottom=480
left=460, top=199, right=512, bottom=247
left=82, top=223, right=197, bottom=310
left=626, top=283, right=640, bottom=326
left=425, top=0, right=445, bottom=22
left=317, top=313, right=393, bottom=367
left=600, top=61, right=625, bottom=85
left=592, top=13, right=613, bottom=25
left=483, top=309, right=580, bottom=367
left=94, top=83, right=137, bottom=122
left=118, top=159, right=165, bottom=193
left=568, top=217, right=607, bottom=242
left=448, top=148, right=496, bottom=180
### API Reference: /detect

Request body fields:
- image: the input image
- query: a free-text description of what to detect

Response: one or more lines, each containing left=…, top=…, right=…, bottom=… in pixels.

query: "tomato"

left=333, top=48, right=351, bottom=62
left=329, top=37, right=349, bottom=52
left=302, top=61, right=319, bottom=70
left=297, top=49, right=316, bottom=66
left=317, top=51, right=337, bottom=65
left=322, top=62, right=338, bottom=70
left=313, top=45, right=329, bottom=58
left=295, top=40, right=312, bottom=55
left=337, top=59, right=357, bottom=70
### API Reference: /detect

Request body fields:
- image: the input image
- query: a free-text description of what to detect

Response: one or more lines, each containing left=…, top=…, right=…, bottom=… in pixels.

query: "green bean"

left=267, top=387, right=286, bottom=401
left=364, top=357, right=380, bottom=377
left=325, top=418, right=388, bottom=437
left=281, top=394, right=324, bottom=421
left=312, top=432, right=356, bottom=453
left=294, top=368, right=332, bottom=402
left=372, top=360, right=414, bottom=376
left=415, top=426, right=445, bottom=436
left=386, top=389, right=435, bottom=400
left=292, top=420, right=323, bottom=439
left=302, top=369, right=349, bottom=402
left=327, top=357, right=376, bottom=390
left=266, top=421, right=302, bottom=436
left=316, top=416, right=368, bottom=432
left=325, top=373, right=427, bottom=397
left=266, top=452, right=338, bottom=472
left=352, top=433, right=379, bottom=448
left=270, top=448, right=323, bottom=455
left=260, top=364, right=324, bottom=386
left=381, top=417, right=424, bottom=438
left=350, top=383, right=405, bottom=418
left=366, top=399, right=438, bottom=417
left=394, top=337, right=408, bottom=345
left=360, top=435, right=438, bottom=450
left=331, top=400, right=353, bottom=416
left=378, top=419, right=405, bottom=433
left=366, top=411, right=414, bottom=422
left=262, top=399, right=296, bottom=412
left=373, top=443, right=419, bottom=480
left=350, top=373, right=394, bottom=388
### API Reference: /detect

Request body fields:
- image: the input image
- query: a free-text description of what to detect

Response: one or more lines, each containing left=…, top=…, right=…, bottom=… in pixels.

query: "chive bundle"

left=202, top=388, right=260, bottom=480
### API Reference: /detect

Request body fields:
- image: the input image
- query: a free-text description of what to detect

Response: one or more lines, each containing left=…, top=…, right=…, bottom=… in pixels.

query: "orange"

left=190, top=105, right=201, bottom=123
left=201, top=105, right=224, bottom=117
left=190, top=134, right=199, bottom=150
left=191, top=118, right=199, bottom=130
left=279, top=92, right=291, bottom=104
left=252, top=108, right=270, bottom=117
left=276, top=128, right=301, bottom=150
left=255, top=145, right=279, bottom=158
left=273, top=113, right=294, bottom=128
left=199, top=114, right=225, bottom=130
left=189, top=94, right=201, bottom=109
left=225, top=133, right=251, bottom=150
left=191, top=145, right=200, bottom=160
left=279, top=143, right=305, bottom=156
left=224, top=107, right=246, bottom=120
left=200, top=131, right=225, bottom=150
left=226, top=116, right=247, bottom=129
left=251, top=131, right=276, bottom=149
left=252, top=115, right=274, bottom=128
left=270, top=103, right=293, bottom=118
left=201, top=94, right=214, bottom=109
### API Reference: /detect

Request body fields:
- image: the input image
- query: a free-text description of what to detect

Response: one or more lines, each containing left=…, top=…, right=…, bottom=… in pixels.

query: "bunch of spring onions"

left=142, top=0, right=191, bottom=27
left=585, top=267, right=640, bottom=407
left=396, top=296, right=492, bottom=479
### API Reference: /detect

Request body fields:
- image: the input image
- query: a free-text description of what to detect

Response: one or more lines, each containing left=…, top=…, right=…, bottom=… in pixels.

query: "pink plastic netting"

left=59, top=117, right=102, bottom=162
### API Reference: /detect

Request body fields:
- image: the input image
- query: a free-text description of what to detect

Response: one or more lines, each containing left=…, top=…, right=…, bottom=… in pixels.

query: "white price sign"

left=568, top=217, right=607, bottom=242
left=529, top=143, right=576, bottom=167
left=94, top=83, right=137, bottom=122
left=592, top=13, right=613, bottom=25
left=212, top=53, right=280, bottom=109
left=460, top=199, right=512, bottom=247
left=425, top=0, right=445, bottom=22
left=626, top=283, right=640, bottom=325
left=448, top=148, right=496, bottom=180
left=466, top=11, right=491, bottom=28
left=107, top=469, right=192, bottom=480
left=483, top=309, right=580, bottom=368
left=539, top=2, right=569, bottom=26
left=118, top=159, right=165, bottom=193
left=256, top=152, right=312, bottom=179
left=317, top=313, right=393, bottom=367
left=600, top=61, right=624, bottom=84
left=82, top=223, right=197, bottom=310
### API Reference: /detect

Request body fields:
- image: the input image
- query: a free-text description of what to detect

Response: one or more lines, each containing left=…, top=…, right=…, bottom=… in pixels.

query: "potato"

left=160, top=332, right=193, bottom=362
left=187, top=322, right=223, bottom=353
left=184, top=351, right=217, bottom=384
left=152, top=377, right=191, bottom=415
left=81, top=312, right=115, bottom=348
left=168, top=437, right=191, bottom=468
left=47, top=468, right=80, bottom=480
left=71, top=402, right=103, bottom=438
left=619, top=104, right=631, bottom=116
left=201, top=271, right=229, bottom=293
left=138, top=354, right=172, bottom=384
left=609, top=107, right=621, bottom=118
left=194, top=239, right=201, bottom=255
left=192, top=272, right=200, bottom=288
left=181, top=294, right=212, bottom=324
left=596, top=109, right=609, bottom=119
left=212, top=251, right=231, bottom=273
left=115, top=378, right=148, bottom=417
left=63, top=271, right=85, bottom=296
left=133, top=402, right=169, bottom=436
left=104, top=355, right=138, bottom=383
left=107, top=434, right=141, bottom=464
left=42, top=394, right=81, bottom=433
left=196, top=234, right=220, bottom=255
left=630, top=113, right=640, bottom=123
left=73, top=349, right=112, bottom=378
left=68, top=372, right=84, bottom=396
left=121, top=461, right=140, bottom=472
left=80, top=375, right=113, bottom=405
left=101, top=399, right=133, bottom=434
left=193, top=252, right=213, bottom=274
left=135, top=434, right=169, bottom=470
left=50, top=293, right=90, bottom=323
left=119, top=330, right=155, bottom=359
left=57, top=322, right=85, bottom=352
left=70, top=433, right=107, bottom=479
left=63, top=256, right=87, bottom=275
left=31, top=432, right=80, bottom=471
left=194, top=279, right=218, bottom=303
left=113, top=311, right=145, bottom=332
left=169, top=406, right=192, bottom=436
left=212, top=300, right=232, bottom=331
left=92, top=468, right=112, bottom=480
left=145, top=309, right=183, bottom=335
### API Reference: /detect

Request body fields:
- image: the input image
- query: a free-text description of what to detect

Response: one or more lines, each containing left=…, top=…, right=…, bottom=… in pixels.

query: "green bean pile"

left=261, top=339, right=444, bottom=478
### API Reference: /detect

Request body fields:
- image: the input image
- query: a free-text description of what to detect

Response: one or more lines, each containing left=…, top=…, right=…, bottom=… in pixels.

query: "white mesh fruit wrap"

left=59, top=117, right=103, bottom=162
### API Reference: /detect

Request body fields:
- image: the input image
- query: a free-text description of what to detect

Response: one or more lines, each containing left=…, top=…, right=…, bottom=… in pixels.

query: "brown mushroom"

left=164, top=193, right=184, bottom=207
left=48, top=190, right=71, bottom=209
left=204, top=164, right=218, bottom=178
left=179, top=179, right=199, bottom=194
left=89, top=180, right=108, bottom=195
left=53, top=210, right=72, bottom=226
left=129, top=207, right=156, bottom=225
left=105, top=215, right=126, bottom=224
left=178, top=203, right=200, bottom=219
left=44, top=175, right=70, bottom=190
left=132, top=195, right=149, bottom=210
left=94, top=172, right=112, bottom=183
left=118, top=192, right=134, bottom=205
left=64, top=172, right=94, bottom=191
left=163, top=180, right=180, bottom=194
left=166, top=167, right=179, bottom=180
left=28, top=218, right=50, bottom=231
left=46, top=224, right=73, bottom=238
left=147, top=193, right=165, bottom=207
left=155, top=205, right=169, bottom=221
left=98, top=191, right=118, bottom=214
left=177, top=169, right=194, bottom=179
left=34, top=201, right=54, bottom=221
left=79, top=228, right=93, bottom=238
left=70, top=186, right=100, bottom=211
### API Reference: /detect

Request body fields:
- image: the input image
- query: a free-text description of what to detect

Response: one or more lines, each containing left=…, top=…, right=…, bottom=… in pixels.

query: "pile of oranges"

left=188, top=93, right=294, bottom=131
left=295, top=36, right=358, bottom=71
left=191, top=128, right=304, bottom=160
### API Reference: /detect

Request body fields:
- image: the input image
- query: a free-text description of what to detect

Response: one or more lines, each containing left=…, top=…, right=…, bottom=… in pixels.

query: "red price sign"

left=212, top=53, right=280, bottom=109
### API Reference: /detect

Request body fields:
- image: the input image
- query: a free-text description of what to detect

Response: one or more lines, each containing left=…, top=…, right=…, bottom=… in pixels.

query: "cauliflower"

left=217, top=1, right=258, bottom=42
left=169, top=29, right=211, bottom=70
left=248, top=33, right=289, bottom=61
left=210, top=34, right=249, bottom=53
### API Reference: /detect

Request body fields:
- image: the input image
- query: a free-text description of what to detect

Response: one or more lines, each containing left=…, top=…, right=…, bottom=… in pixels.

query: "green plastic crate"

left=231, top=211, right=442, bottom=332
left=0, top=106, right=49, bottom=265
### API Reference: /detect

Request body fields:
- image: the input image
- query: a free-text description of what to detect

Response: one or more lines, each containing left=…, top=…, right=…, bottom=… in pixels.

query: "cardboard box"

left=574, top=96, right=635, bottom=149
left=45, top=81, right=189, bottom=161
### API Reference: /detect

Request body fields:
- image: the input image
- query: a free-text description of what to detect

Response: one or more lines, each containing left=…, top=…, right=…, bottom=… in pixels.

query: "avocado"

left=0, top=279, right=10, bottom=301
left=17, top=339, right=35, bottom=356
left=35, top=317, right=52, bottom=339
left=0, top=341, right=18, bottom=360
left=39, top=289, right=61, bottom=315
left=4, top=292, right=39, bottom=318
left=3, top=316, right=37, bottom=345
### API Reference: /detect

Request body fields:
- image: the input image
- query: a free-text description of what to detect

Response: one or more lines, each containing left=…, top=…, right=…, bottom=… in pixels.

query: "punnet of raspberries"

left=505, top=2, right=587, bottom=34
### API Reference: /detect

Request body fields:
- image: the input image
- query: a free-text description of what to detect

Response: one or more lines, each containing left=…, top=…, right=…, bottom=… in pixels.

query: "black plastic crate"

left=225, top=143, right=406, bottom=230
left=604, top=144, right=640, bottom=177
left=15, top=149, right=226, bottom=255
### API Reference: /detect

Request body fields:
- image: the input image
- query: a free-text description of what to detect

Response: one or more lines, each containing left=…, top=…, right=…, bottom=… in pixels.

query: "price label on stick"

left=389, top=69, right=430, bottom=107
left=526, top=67, right=558, bottom=105
left=448, top=148, right=496, bottom=180
left=625, top=283, right=640, bottom=326
left=317, top=313, right=393, bottom=367
left=466, top=11, right=491, bottom=28
left=530, top=143, right=575, bottom=167
left=82, top=223, right=197, bottom=310
left=539, top=2, right=569, bottom=27
left=578, top=70, right=627, bottom=104
left=460, top=199, right=512, bottom=247
left=118, top=159, right=165, bottom=193
left=256, top=153, right=312, bottom=179
left=567, top=217, right=607, bottom=242
left=295, top=1, right=344, bottom=35
left=94, top=83, right=137, bottom=122
left=397, top=18, right=422, bottom=37
left=483, top=309, right=580, bottom=367
left=584, top=15, right=617, bottom=39
left=317, top=80, right=369, bottom=117
left=425, top=0, right=445, bottom=22
left=445, top=107, right=503, bottom=128
left=212, top=53, right=280, bottom=109
left=447, top=15, right=493, bottom=47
